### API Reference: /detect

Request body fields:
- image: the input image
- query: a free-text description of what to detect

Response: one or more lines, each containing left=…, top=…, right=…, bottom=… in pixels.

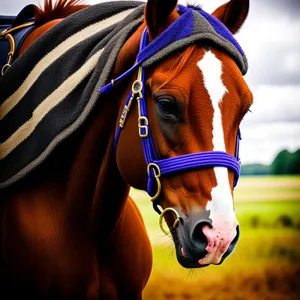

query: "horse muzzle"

left=162, top=209, right=240, bottom=268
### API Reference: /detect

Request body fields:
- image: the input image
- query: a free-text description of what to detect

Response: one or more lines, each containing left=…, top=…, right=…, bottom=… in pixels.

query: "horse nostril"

left=228, top=225, right=240, bottom=250
left=190, top=220, right=212, bottom=252
left=217, top=225, right=240, bottom=265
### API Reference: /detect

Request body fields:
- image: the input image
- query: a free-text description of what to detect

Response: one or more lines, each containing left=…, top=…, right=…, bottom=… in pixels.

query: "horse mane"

left=186, top=2, right=203, bottom=11
left=34, top=0, right=89, bottom=25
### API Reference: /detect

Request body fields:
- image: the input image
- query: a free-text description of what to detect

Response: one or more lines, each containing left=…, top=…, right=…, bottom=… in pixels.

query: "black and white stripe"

left=0, top=1, right=145, bottom=189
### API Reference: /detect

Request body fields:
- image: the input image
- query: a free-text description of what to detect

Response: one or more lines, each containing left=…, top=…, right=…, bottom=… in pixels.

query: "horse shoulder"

left=109, top=196, right=152, bottom=295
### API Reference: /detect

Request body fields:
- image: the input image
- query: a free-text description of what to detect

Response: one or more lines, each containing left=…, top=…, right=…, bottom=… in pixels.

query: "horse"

left=0, top=0, right=253, bottom=298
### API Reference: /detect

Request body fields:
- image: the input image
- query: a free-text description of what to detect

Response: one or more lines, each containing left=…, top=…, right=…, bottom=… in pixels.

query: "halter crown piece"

left=99, top=5, right=244, bottom=216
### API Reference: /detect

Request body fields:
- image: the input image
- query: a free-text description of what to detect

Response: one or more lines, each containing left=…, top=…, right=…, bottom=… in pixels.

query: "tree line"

left=241, top=149, right=300, bottom=175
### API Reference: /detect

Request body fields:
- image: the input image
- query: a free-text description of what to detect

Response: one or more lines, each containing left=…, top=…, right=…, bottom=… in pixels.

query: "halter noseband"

left=102, top=29, right=242, bottom=215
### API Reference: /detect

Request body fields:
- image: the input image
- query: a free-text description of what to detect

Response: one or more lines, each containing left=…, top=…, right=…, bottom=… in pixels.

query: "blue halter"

left=101, top=28, right=241, bottom=215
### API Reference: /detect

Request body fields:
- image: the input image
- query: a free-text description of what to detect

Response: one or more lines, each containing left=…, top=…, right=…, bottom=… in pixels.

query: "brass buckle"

left=134, top=67, right=149, bottom=137
left=147, top=163, right=161, bottom=202
left=159, top=207, right=181, bottom=235
left=117, top=69, right=144, bottom=129
left=138, top=115, right=149, bottom=137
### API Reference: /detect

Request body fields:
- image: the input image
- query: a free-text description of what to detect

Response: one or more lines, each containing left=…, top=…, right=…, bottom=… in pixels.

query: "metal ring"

left=150, top=176, right=161, bottom=202
left=131, top=79, right=143, bottom=94
left=159, top=207, right=181, bottom=235
left=147, top=163, right=161, bottom=177
left=147, top=163, right=161, bottom=202
left=1, top=63, right=10, bottom=76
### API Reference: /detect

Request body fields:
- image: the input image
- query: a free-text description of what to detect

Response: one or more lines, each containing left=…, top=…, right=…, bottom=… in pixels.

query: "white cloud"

left=237, top=2, right=300, bottom=86
left=240, top=122, right=300, bottom=164
left=284, top=51, right=300, bottom=73
left=240, top=84, right=300, bottom=164
left=243, top=85, right=300, bottom=124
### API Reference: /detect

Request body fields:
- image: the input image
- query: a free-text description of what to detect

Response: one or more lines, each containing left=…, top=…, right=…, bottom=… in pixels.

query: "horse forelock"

left=152, top=45, right=197, bottom=93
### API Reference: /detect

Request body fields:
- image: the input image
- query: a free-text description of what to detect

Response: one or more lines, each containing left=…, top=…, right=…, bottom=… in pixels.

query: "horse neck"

left=16, top=18, right=145, bottom=240
left=66, top=24, right=145, bottom=239
left=58, top=93, right=123, bottom=241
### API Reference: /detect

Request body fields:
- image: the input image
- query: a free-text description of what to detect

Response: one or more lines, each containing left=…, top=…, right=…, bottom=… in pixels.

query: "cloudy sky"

left=1, top=0, right=300, bottom=165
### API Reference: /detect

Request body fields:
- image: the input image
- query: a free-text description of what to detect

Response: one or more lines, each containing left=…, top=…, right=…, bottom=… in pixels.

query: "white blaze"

left=197, top=51, right=236, bottom=228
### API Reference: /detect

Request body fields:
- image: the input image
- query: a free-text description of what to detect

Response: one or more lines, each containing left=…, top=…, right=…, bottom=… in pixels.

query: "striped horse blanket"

left=0, top=1, right=247, bottom=189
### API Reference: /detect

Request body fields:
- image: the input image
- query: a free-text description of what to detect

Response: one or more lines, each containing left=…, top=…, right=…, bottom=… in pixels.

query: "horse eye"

left=157, top=99, right=178, bottom=116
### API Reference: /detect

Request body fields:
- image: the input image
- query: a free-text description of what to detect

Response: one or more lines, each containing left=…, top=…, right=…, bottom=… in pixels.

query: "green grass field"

left=130, top=175, right=300, bottom=300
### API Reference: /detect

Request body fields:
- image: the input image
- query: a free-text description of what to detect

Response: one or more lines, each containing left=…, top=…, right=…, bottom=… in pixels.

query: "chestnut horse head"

left=114, top=0, right=253, bottom=268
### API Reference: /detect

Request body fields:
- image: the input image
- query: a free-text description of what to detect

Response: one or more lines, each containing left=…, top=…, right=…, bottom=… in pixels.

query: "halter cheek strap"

left=110, top=29, right=241, bottom=215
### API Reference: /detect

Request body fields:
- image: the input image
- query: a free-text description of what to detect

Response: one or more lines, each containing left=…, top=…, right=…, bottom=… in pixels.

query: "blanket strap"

left=0, top=5, right=36, bottom=76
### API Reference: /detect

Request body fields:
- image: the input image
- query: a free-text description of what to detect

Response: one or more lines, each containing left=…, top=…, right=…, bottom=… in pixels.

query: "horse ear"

left=211, top=0, right=249, bottom=34
left=145, top=0, right=179, bottom=39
